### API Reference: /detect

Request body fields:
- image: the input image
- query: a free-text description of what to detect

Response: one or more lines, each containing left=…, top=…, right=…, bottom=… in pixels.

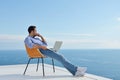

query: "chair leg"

left=36, top=58, right=39, bottom=72
left=41, top=58, right=45, bottom=76
left=52, top=58, right=55, bottom=72
left=23, top=58, right=31, bottom=75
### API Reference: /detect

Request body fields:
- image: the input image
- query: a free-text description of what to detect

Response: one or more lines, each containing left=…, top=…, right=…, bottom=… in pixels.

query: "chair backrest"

left=25, top=44, right=44, bottom=58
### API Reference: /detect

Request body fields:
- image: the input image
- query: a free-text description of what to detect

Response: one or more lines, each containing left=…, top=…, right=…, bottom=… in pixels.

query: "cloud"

left=101, top=40, right=120, bottom=49
left=0, top=34, right=120, bottom=50
left=46, top=37, right=120, bottom=49
left=57, top=33, right=96, bottom=37
left=0, top=34, right=26, bottom=50
left=117, top=17, right=120, bottom=21
left=0, top=34, right=25, bottom=42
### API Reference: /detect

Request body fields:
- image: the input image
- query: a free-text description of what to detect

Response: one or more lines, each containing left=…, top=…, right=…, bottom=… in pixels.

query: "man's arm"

left=24, top=37, right=47, bottom=50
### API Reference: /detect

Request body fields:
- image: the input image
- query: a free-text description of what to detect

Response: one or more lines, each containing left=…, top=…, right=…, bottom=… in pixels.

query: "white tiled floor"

left=0, top=64, right=112, bottom=80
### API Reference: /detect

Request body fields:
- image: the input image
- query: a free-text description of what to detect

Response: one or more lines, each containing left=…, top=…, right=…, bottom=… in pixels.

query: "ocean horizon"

left=0, top=49, right=119, bottom=80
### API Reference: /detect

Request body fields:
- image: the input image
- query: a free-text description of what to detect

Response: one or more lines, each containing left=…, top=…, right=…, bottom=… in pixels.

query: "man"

left=24, top=26, right=87, bottom=77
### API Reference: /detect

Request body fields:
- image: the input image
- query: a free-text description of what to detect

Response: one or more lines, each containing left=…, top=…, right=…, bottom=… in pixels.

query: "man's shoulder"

left=24, top=36, right=31, bottom=42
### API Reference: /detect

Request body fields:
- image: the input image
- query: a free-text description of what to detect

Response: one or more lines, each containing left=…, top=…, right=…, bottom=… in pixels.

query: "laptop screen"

left=53, top=41, right=63, bottom=52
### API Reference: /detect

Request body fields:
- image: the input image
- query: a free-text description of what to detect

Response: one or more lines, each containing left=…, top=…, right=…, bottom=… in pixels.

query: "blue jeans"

left=39, top=49, right=77, bottom=75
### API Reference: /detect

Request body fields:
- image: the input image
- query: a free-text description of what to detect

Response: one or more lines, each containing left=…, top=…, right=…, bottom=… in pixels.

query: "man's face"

left=32, top=28, right=37, bottom=36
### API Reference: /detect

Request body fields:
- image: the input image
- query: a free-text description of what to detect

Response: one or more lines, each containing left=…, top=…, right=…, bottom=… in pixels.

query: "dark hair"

left=28, top=26, right=36, bottom=33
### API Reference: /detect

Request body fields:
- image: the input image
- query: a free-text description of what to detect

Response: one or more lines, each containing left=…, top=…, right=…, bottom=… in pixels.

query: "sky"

left=0, top=0, right=120, bottom=50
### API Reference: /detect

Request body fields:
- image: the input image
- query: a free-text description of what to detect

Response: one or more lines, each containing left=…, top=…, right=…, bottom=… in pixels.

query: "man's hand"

left=35, top=33, right=42, bottom=37
left=40, top=46, right=47, bottom=50
left=33, top=44, right=40, bottom=48
left=33, top=44, right=47, bottom=50
left=35, top=33, right=47, bottom=43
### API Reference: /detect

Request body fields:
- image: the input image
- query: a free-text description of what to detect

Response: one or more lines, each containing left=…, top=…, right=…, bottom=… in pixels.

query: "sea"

left=0, top=49, right=120, bottom=80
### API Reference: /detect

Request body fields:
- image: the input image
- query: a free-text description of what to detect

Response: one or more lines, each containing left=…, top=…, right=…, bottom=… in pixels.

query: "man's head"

left=28, top=25, right=37, bottom=36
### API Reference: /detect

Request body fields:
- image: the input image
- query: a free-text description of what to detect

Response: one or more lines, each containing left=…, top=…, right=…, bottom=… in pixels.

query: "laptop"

left=50, top=41, right=63, bottom=52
